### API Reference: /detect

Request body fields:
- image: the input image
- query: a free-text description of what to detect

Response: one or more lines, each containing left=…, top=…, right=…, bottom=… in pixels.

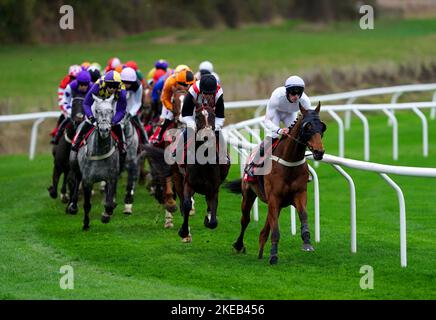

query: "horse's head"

left=71, top=97, right=85, bottom=125
left=297, top=101, right=326, bottom=160
left=92, top=94, right=114, bottom=139
left=195, top=104, right=216, bottom=132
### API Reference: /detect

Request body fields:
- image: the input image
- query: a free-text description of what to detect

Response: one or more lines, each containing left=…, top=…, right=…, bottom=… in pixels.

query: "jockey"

left=120, top=67, right=149, bottom=146
left=124, top=60, right=146, bottom=87
left=71, top=70, right=127, bottom=154
left=182, top=73, right=225, bottom=131
left=151, top=66, right=195, bottom=143
left=146, top=59, right=170, bottom=86
left=172, top=74, right=225, bottom=160
left=245, top=75, right=312, bottom=178
left=50, top=64, right=82, bottom=143
left=81, top=61, right=91, bottom=71
left=195, top=60, right=221, bottom=84
left=150, top=68, right=173, bottom=118
left=87, top=65, right=101, bottom=83
left=52, top=71, right=93, bottom=144
left=104, top=57, right=121, bottom=74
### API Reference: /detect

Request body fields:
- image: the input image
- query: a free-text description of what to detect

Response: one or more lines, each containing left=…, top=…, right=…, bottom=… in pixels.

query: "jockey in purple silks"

left=52, top=70, right=93, bottom=144
left=71, top=70, right=127, bottom=155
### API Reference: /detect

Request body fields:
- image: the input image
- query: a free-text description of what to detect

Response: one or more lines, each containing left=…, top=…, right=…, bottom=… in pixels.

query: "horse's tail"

left=225, top=178, right=242, bottom=194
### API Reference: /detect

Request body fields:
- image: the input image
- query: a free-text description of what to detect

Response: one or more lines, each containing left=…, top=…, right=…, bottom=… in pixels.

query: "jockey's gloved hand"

left=88, top=116, right=97, bottom=125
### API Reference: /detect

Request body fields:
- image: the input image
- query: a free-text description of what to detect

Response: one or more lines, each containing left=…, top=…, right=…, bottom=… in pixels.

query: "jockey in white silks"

left=245, top=75, right=312, bottom=179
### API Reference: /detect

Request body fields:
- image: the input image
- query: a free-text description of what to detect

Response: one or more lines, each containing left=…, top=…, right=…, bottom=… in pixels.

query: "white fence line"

left=2, top=83, right=436, bottom=160
left=225, top=101, right=436, bottom=162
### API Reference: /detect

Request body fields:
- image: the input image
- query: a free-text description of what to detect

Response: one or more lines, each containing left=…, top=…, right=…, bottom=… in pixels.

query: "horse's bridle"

left=285, top=115, right=326, bottom=152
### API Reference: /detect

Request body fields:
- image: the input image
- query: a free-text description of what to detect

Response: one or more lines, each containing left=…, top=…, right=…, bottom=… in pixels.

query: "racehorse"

left=173, top=103, right=231, bottom=242
left=48, top=97, right=84, bottom=204
left=68, top=94, right=120, bottom=230
left=228, top=102, right=326, bottom=264
left=120, top=114, right=139, bottom=215
left=143, top=89, right=195, bottom=228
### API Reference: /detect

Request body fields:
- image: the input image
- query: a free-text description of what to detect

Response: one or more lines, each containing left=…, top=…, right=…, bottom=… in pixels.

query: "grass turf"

left=1, top=109, right=436, bottom=299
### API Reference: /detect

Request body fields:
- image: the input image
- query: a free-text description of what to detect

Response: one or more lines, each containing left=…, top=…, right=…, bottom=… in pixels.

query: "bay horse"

left=229, top=102, right=326, bottom=264
left=173, top=104, right=231, bottom=242
left=143, top=89, right=194, bottom=228
left=68, top=94, right=120, bottom=230
left=48, top=96, right=85, bottom=204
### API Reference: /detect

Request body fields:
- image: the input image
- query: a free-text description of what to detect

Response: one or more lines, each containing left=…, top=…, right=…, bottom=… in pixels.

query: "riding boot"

left=53, top=117, right=71, bottom=145
left=131, top=114, right=149, bottom=145
left=245, top=137, right=278, bottom=177
left=112, top=123, right=126, bottom=155
left=71, top=121, right=94, bottom=152
left=50, top=114, right=66, bottom=144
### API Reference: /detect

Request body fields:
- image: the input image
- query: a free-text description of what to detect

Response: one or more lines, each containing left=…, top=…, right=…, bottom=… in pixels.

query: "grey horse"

left=120, top=114, right=139, bottom=214
left=69, top=94, right=120, bottom=230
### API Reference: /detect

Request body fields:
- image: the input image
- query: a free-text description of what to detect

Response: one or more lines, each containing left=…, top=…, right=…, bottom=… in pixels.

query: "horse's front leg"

left=178, top=183, right=194, bottom=242
left=294, top=191, right=314, bottom=252
left=82, top=182, right=92, bottom=230
left=102, top=178, right=117, bottom=223
left=204, top=192, right=218, bottom=229
left=60, top=167, right=70, bottom=203
left=267, top=198, right=281, bottom=265
left=66, top=170, right=81, bottom=215
left=48, top=161, right=62, bottom=199
left=123, top=156, right=138, bottom=215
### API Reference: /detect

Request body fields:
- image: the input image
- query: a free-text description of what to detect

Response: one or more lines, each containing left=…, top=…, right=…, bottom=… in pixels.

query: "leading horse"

left=68, top=94, right=120, bottom=230
left=228, top=102, right=326, bottom=264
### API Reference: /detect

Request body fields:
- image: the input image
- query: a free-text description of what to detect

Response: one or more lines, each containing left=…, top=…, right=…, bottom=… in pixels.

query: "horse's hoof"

left=60, top=193, right=69, bottom=203
left=101, top=213, right=111, bottom=224
left=164, top=220, right=174, bottom=228
left=269, top=255, right=278, bottom=265
left=123, top=204, right=132, bottom=215
left=178, top=227, right=189, bottom=239
left=302, top=243, right=315, bottom=252
left=232, top=242, right=246, bottom=254
left=48, top=186, right=57, bottom=199
left=258, top=251, right=264, bottom=259
left=204, top=216, right=218, bottom=229
left=66, top=203, right=78, bottom=215
left=189, top=208, right=195, bottom=216
left=83, top=225, right=90, bottom=231
left=181, top=234, right=192, bottom=243
left=164, top=199, right=177, bottom=213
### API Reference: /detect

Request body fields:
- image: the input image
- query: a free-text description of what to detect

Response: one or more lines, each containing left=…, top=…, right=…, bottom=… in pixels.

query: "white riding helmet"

left=199, top=60, right=214, bottom=73
left=285, top=75, right=305, bottom=89
left=120, top=67, right=137, bottom=82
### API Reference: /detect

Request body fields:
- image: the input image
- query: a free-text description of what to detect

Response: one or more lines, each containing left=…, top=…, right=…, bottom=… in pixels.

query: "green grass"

left=1, top=110, right=436, bottom=299
left=2, top=18, right=436, bottom=111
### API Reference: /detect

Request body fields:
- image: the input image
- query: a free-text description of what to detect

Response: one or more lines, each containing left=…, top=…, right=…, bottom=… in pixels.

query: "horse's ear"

left=92, top=94, right=102, bottom=103
left=315, top=101, right=321, bottom=113
left=107, top=94, right=115, bottom=104
left=299, top=102, right=308, bottom=115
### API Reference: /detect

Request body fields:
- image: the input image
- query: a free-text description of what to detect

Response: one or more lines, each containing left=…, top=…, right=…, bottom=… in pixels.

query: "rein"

left=88, top=145, right=116, bottom=161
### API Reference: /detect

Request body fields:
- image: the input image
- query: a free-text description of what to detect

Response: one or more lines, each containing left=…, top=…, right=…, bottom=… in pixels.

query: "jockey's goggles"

left=105, top=81, right=119, bottom=89
left=286, top=86, right=304, bottom=96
